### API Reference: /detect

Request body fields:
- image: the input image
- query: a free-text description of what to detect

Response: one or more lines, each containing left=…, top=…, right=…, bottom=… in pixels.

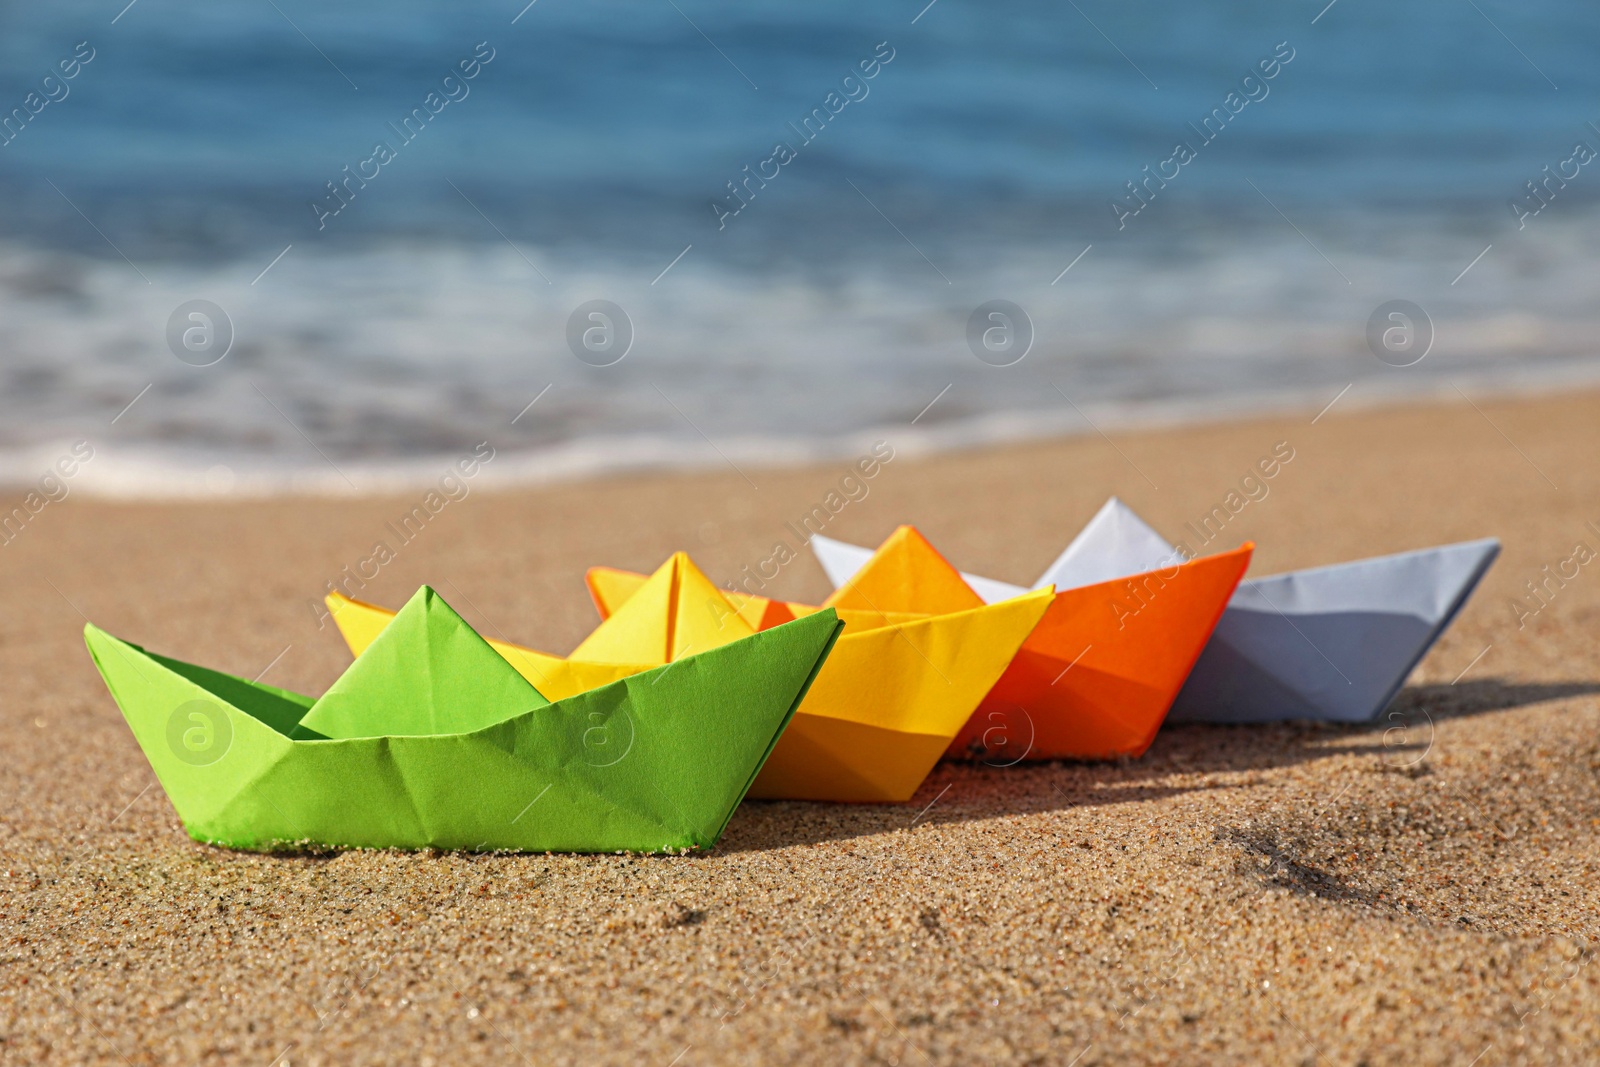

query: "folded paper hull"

left=84, top=610, right=841, bottom=853
left=749, top=595, right=1050, bottom=801
left=746, top=716, right=955, bottom=802
left=1165, top=539, right=1501, bottom=723
left=951, top=544, right=1253, bottom=761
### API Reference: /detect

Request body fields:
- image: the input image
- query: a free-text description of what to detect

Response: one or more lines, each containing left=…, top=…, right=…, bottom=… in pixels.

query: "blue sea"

left=1, top=0, right=1598, bottom=494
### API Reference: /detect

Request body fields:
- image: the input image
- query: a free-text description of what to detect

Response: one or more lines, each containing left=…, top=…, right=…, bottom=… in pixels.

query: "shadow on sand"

left=716, top=676, right=1600, bottom=855
left=237, top=678, right=1598, bottom=861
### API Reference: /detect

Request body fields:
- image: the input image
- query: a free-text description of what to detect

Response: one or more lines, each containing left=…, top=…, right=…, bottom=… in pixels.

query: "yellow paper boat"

left=330, top=554, right=1050, bottom=803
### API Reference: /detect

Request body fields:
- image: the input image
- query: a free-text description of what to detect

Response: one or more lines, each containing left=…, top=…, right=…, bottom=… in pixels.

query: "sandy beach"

left=3, top=388, right=1598, bottom=1065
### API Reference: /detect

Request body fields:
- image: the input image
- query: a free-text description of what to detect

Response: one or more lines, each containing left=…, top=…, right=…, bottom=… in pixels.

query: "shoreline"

left=6, top=361, right=1600, bottom=501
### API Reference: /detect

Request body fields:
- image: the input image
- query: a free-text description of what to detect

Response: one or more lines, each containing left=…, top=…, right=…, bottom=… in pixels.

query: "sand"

left=3, top=388, right=1599, bottom=1065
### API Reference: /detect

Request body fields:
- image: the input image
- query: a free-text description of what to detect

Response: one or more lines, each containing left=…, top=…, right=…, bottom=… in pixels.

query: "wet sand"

left=3, top=388, right=1599, bottom=1065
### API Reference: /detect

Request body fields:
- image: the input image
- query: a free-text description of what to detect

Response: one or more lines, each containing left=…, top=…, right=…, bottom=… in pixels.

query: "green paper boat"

left=85, top=586, right=842, bottom=854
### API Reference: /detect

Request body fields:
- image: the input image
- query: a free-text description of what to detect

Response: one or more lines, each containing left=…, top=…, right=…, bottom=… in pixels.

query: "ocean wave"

left=10, top=357, right=1598, bottom=500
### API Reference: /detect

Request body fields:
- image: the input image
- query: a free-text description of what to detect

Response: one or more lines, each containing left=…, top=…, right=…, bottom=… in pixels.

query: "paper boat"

left=813, top=499, right=1502, bottom=724
left=808, top=526, right=1251, bottom=760
left=85, top=585, right=841, bottom=853
left=562, top=553, right=1053, bottom=801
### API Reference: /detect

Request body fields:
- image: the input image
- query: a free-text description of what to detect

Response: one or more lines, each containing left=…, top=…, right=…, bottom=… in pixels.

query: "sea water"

left=0, top=0, right=1596, bottom=495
